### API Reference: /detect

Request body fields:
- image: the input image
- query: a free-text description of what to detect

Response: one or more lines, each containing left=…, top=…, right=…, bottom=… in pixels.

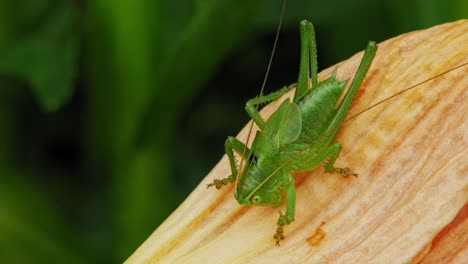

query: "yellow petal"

left=126, top=20, right=467, bottom=264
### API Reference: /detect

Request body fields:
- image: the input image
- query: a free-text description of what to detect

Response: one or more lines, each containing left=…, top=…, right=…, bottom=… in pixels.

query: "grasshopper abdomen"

left=297, top=74, right=348, bottom=144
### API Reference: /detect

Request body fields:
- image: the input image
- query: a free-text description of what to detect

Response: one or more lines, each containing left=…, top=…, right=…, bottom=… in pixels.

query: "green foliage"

left=0, top=167, right=84, bottom=263
left=0, top=0, right=464, bottom=262
left=0, top=3, right=77, bottom=111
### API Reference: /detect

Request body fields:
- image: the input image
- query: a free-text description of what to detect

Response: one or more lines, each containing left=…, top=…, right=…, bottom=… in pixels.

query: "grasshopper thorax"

left=234, top=128, right=291, bottom=207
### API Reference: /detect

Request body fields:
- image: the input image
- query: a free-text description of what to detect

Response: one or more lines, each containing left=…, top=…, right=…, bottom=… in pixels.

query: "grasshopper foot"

left=206, top=175, right=236, bottom=189
left=274, top=211, right=294, bottom=246
left=335, top=167, right=358, bottom=178
left=274, top=226, right=285, bottom=246
left=325, top=165, right=358, bottom=178
left=206, top=179, right=224, bottom=189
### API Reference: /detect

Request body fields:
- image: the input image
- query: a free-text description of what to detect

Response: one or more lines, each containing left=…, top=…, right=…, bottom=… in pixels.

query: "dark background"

left=0, top=0, right=465, bottom=262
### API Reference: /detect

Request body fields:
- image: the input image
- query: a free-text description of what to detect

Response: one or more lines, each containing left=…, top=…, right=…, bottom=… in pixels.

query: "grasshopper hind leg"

left=324, top=143, right=358, bottom=177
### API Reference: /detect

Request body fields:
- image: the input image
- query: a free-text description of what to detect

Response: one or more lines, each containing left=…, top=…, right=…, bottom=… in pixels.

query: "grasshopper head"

left=233, top=132, right=284, bottom=207
left=234, top=182, right=283, bottom=207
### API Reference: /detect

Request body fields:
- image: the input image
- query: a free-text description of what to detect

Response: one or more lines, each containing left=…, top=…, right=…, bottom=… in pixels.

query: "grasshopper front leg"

left=274, top=174, right=296, bottom=245
left=207, top=137, right=251, bottom=189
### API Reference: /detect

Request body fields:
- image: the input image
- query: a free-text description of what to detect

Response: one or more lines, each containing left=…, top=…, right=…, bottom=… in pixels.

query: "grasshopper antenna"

left=345, top=62, right=468, bottom=122
left=236, top=0, right=288, bottom=188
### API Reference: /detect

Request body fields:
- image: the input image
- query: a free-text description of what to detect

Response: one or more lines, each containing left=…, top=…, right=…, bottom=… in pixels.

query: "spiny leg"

left=325, top=41, right=377, bottom=137
left=207, top=136, right=251, bottom=189
left=245, top=85, right=292, bottom=129
left=323, top=143, right=358, bottom=177
left=294, top=20, right=318, bottom=103
left=274, top=175, right=296, bottom=245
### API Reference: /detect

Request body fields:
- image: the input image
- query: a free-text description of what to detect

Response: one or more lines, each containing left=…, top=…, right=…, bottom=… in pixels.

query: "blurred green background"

left=0, top=0, right=465, bottom=262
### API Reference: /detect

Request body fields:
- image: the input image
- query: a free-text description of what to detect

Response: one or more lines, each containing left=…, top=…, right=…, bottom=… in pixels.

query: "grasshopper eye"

left=252, top=195, right=262, bottom=204
left=248, top=155, right=258, bottom=165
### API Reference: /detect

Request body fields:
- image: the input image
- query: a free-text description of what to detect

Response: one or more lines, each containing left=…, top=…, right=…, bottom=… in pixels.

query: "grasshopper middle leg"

left=245, top=85, right=293, bottom=129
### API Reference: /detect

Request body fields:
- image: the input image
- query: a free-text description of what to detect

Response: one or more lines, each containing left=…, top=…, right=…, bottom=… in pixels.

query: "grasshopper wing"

left=263, top=99, right=302, bottom=148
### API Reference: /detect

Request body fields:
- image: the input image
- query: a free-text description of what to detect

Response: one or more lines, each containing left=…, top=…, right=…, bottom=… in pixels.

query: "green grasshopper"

left=207, top=20, right=377, bottom=245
